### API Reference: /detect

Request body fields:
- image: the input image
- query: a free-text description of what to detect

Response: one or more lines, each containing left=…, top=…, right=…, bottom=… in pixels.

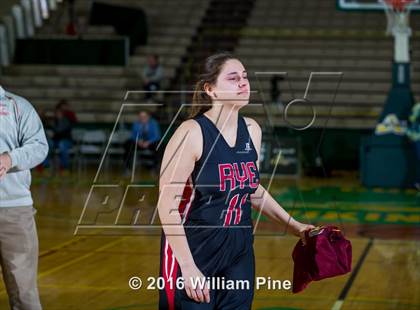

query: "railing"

left=0, top=0, right=63, bottom=67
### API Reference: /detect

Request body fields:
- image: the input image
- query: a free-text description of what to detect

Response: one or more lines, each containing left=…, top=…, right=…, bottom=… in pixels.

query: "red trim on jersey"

left=162, top=177, right=195, bottom=310
left=163, top=239, right=178, bottom=310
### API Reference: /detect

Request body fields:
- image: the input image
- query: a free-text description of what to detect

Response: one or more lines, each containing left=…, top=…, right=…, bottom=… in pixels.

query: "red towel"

left=292, top=225, right=352, bottom=293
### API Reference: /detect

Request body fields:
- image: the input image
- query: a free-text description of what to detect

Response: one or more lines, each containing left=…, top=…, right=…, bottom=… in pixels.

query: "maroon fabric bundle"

left=292, top=225, right=352, bottom=293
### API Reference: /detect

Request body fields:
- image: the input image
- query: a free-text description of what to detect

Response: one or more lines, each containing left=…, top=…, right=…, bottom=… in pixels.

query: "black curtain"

left=89, top=2, right=148, bottom=54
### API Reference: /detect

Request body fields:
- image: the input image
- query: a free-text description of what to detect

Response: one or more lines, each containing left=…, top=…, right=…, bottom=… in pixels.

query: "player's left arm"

left=245, top=117, right=314, bottom=240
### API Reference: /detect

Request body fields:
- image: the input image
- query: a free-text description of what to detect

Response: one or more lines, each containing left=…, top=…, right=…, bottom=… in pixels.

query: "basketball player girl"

left=157, top=52, right=314, bottom=309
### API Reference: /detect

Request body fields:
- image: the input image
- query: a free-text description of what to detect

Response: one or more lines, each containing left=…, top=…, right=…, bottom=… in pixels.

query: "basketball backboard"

left=337, top=0, right=420, bottom=11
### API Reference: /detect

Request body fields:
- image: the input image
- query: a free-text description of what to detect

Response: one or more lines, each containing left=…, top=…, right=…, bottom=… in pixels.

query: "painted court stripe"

left=38, top=237, right=126, bottom=279
left=331, top=238, right=374, bottom=310
left=0, top=237, right=126, bottom=296
left=39, top=228, right=106, bottom=258
left=39, top=236, right=88, bottom=258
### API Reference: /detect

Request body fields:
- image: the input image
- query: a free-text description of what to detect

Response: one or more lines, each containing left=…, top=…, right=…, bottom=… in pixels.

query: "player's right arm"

left=157, top=119, right=210, bottom=304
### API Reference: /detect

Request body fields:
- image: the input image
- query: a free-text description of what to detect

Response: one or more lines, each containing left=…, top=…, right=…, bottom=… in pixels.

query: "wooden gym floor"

left=0, top=169, right=418, bottom=309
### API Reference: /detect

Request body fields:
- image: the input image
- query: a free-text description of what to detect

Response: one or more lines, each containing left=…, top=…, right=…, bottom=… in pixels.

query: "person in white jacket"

left=0, top=86, right=48, bottom=310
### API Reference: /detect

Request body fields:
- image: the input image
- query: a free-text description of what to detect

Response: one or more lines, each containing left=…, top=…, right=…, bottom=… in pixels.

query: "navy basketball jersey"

left=159, top=113, right=260, bottom=309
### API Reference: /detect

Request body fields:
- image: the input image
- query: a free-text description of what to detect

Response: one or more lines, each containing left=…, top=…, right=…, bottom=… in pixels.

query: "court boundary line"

left=38, top=237, right=126, bottom=279
left=331, top=238, right=374, bottom=310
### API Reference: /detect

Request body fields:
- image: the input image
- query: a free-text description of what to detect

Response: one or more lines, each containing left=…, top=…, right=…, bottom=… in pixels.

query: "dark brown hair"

left=188, top=52, right=236, bottom=119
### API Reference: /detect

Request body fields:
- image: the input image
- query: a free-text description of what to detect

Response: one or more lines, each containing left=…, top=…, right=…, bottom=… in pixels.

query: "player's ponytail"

left=189, top=51, right=236, bottom=119
left=190, top=79, right=211, bottom=118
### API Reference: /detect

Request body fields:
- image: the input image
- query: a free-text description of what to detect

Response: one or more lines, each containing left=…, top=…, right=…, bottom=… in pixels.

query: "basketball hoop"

left=381, top=0, right=414, bottom=35
left=381, top=0, right=414, bottom=62
left=384, top=0, right=415, bottom=11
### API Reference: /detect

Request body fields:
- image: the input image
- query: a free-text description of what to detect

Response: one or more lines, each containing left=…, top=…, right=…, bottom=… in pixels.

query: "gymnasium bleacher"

left=1, top=3, right=419, bottom=309
left=0, top=0, right=210, bottom=123
left=1, top=0, right=419, bottom=128
left=237, top=0, right=420, bottom=128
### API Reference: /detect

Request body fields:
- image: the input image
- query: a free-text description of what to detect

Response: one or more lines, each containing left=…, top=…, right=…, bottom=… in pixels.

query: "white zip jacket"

left=0, top=86, right=49, bottom=207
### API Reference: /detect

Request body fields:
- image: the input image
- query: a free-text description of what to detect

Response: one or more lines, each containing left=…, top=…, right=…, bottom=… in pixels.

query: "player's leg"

left=0, top=206, right=42, bottom=310
left=159, top=232, right=216, bottom=309
left=160, top=263, right=215, bottom=310
left=159, top=232, right=171, bottom=309
left=215, top=246, right=255, bottom=310
left=159, top=232, right=184, bottom=310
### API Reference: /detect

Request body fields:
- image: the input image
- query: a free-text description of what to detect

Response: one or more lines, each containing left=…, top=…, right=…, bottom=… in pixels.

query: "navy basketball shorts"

left=159, top=242, right=255, bottom=309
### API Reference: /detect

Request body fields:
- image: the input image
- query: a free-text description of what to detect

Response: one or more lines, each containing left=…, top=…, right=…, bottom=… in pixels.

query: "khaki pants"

left=0, top=206, right=42, bottom=310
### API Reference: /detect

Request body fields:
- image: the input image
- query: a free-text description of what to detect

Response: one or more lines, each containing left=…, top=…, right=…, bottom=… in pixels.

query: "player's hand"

left=180, top=263, right=210, bottom=304
left=294, top=222, right=316, bottom=246
left=0, top=153, right=12, bottom=179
